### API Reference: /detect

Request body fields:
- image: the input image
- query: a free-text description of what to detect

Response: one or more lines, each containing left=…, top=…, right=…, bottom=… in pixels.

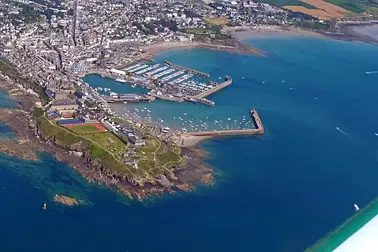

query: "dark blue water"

left=1, top=36, right=378, bottom=252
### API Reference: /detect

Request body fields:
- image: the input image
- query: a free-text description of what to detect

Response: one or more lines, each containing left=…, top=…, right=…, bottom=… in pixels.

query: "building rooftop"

left=52, top=99, right=77, bottom=106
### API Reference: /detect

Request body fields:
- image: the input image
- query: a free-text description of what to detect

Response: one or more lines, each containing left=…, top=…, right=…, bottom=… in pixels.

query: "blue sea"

left=2, top=35, right=378, bottom=252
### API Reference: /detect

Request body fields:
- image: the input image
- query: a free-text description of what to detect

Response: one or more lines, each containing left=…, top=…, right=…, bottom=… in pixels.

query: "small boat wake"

left=336, top=126, right=352, bottom=139
left=366, top=71, right=378, bottom=74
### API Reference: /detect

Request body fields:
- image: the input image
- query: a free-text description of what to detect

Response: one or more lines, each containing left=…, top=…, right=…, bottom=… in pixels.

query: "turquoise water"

left=84, top=74, right=147, bottom=94
left=2, top=36, right=378, bottom=251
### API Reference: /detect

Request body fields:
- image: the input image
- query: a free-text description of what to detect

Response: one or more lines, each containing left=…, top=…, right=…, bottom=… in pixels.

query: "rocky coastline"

left=0, top=77, right=214, bottom=201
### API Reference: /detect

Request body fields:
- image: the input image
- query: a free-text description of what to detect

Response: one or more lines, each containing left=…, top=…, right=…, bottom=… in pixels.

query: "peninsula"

left=0, top=59, right=264, bottom=200
left=0, top=0, right=376, bottom=201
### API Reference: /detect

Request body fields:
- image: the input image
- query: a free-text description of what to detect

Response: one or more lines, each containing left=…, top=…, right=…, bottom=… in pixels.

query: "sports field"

left=65, top=123, right=107, bottom=134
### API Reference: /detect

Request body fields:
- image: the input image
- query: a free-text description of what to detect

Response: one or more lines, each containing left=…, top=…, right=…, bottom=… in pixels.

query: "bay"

left=1, top=35, right=378, bottom=251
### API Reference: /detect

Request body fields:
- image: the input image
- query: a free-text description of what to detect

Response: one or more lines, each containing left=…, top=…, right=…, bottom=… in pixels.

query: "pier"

left=153, top=68, right=175, bottom=79
left=180, top=109, right=264, bottom=146
left=102, top=94, right=154, bottom=103
left=195, top=76, right=232, bottom=99
left=128, top=64, right=148, bottom=73
left=135, top=64, right=160, bottom=75
left=83, top=61, right=233, bottom=108
left=161, top=70, right=185, bottom=82
left=154, top=95, right=184, bottom=103
left=184, top=96, right=215, bottom=106
left=165, top=61, right=210, bottom=78
left=145, top=66, right=168, bottom=76
left=171, top=73, right=193, bottom=84
left=123, top=63, right=141, bottom=72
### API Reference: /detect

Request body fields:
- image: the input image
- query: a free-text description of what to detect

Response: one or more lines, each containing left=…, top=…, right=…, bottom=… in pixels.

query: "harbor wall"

left=180, top=109, right=264, bottom=147
left=195, top=76, right=232, bottom=99
left=164, top=61, right=210, bottom=78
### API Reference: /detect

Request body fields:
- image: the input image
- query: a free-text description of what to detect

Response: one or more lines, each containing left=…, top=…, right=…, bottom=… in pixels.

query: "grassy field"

left=35, top=109, right=130, bottom=176
left=69, top=125, right=104, bottom=134
left=35, top=109, right=183, bottom=181
left=203, top=17, right=229, bottom=26
left=84, top=132, right=126, bottom=160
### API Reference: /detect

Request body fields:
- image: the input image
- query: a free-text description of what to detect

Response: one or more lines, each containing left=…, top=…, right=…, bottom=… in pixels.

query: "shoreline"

left=224, top=25, right=325, bottom=40
left=141, top=40, right=265, bottom=57
left=0, top=77, right=214, bottom=201
left=228, top=24, right=378, bottom=45
left=140, top=26, right=323, bottom=59
left=2, top=23, right=376, bottom=201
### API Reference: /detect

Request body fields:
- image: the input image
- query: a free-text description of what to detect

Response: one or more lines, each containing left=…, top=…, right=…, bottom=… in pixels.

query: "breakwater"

left=180, top=109, right=264, bottom=146
left=195, top=76, right=232, bottom=99
left=154, top=95, right=184, bottom=103
left=164, top=61, right=210, bottom=78
left=102, top=93, right=154, bottom=103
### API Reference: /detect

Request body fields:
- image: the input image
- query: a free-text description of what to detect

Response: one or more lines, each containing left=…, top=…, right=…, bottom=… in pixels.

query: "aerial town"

left=0, top=0, right=376, bottom=198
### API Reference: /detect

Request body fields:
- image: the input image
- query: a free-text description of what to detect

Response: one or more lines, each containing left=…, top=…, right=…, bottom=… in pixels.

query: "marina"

left=109, top=99, right=258, bottom=135
left=165, top=61, right=210, bottom=78
left=134, top=64, right=160, bottom=75
left=102, top=93, right=154, bottom=103
left=152, top=68, right=176, bottom=79
left=127, top=64, right=149, bottom=73
left=112, top=60, right=233, bottom=107
left=161, top=70, right=185, bottom=81
left=123, top=63, right=141, bottom=72
left=179, top=109, right=264, bottom=147
left=145, top=66, right=168, bottom=76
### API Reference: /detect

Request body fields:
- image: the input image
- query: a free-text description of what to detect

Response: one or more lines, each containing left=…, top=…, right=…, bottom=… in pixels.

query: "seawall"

left=180, top=109, right=264, bottom=147
left=195, top=76, right=232, bottom=99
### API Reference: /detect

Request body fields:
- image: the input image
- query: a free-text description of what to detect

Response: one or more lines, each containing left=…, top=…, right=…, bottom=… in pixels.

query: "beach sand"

left=225, top=25, right=323, bottom=40
left=141, top=26, right=324, bottom=58
left=141, top=40, right=265, bottom=57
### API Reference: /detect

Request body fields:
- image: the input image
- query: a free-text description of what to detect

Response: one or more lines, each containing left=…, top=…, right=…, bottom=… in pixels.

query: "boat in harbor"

left=42, top=201, right=47, bottom=210
left=354, top=204, right=360, bottom=211
left=162, top=127, right=170, bottom=134
left=115, top=78, right=127, bottom=83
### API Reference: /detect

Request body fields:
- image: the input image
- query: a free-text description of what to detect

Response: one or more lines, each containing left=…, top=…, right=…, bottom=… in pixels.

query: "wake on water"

left=336, top=126, right=352, bottom=139
left=366, top=71, right=378, bottom=74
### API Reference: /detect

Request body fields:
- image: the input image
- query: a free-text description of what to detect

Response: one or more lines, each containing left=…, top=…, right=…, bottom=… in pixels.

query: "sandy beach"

left=141, top=40, right=265, bottom=57
left=142, top=24, right=378, bottom=58
left=224, top=25, right=324, bottom=40
left=140, top=26, right=325, bottom=58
